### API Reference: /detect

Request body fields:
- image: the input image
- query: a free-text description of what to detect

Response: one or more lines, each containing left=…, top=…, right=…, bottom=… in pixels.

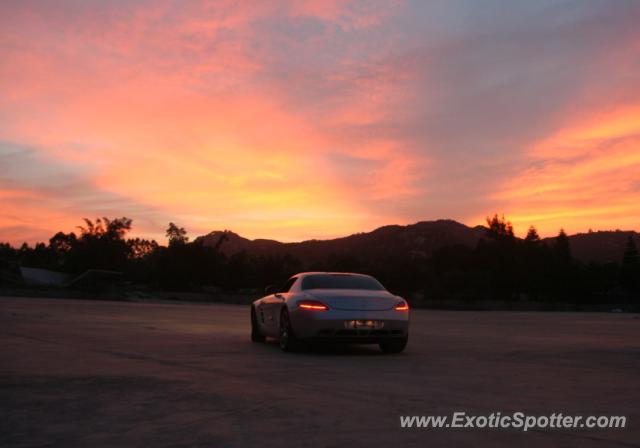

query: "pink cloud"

left=1, top=0, right=640, bottom=245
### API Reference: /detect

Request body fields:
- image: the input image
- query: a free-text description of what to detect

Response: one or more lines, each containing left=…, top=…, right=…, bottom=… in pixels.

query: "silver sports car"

left=250, top=272, right=409, bottom=353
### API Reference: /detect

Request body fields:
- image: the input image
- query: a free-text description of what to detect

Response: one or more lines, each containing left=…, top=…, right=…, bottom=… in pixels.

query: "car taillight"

left=394, top=300, right=409, bottom=311
left=297, top=300, right=329, bottom=311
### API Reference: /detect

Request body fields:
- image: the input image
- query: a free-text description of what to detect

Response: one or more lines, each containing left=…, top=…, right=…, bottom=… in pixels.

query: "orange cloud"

left=0, top=1, right=431, bottom=245
left=2, top=1, right=639, bottom=245
left=489, top=106, right=640, bottom=236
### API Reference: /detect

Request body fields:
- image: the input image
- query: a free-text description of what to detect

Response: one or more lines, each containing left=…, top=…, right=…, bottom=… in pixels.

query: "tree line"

left=0, top=215, right=638, bottom=304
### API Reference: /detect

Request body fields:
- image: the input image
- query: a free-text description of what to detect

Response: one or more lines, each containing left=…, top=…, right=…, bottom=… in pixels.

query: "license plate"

left=344, top=320, right=384, bottom=329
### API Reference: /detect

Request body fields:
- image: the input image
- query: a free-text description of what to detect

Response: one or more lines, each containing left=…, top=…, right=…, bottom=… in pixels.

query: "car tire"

left=379, top=337, right=408, bottom=354
left=251, top=306, right=266, bottom=343
left=279, top=308, right=302, bottom=352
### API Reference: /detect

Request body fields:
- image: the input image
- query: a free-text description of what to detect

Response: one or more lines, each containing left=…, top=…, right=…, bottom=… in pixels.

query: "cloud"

left=1, top=0, right=639, bottom=244
left=0, top=142, right=173, bottom=243
left=489, top=107, right=640, bottom=235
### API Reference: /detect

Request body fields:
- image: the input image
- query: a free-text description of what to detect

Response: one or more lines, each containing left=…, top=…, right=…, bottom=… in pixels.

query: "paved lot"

left=1, top=297, right=639, bottom=447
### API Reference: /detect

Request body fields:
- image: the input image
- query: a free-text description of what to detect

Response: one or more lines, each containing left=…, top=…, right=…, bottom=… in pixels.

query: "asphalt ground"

left=1, top=297, right=638, bottom=447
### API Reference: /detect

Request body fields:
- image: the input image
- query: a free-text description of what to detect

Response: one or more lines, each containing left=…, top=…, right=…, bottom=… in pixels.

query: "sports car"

left=250, top=272, right=409, bottom=353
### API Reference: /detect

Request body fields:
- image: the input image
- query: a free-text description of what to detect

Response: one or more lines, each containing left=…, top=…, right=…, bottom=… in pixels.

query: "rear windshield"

left=301, top=274, right=385, bottom=291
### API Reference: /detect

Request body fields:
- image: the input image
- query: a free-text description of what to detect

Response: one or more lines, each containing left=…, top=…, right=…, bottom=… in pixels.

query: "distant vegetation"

left=1, top=215, right=638, bottom=306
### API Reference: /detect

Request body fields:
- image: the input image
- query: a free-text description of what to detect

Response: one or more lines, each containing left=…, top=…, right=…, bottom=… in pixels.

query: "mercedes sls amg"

left=250, top=272, right=409, bottom=353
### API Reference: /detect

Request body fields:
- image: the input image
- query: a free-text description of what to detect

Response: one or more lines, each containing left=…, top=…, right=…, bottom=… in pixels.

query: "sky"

left=1, top=0, right=639, bottom=245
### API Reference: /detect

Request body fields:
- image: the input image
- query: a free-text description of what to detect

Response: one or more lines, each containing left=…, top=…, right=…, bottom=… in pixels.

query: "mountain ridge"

left=194, top=219, right=640, bottom=264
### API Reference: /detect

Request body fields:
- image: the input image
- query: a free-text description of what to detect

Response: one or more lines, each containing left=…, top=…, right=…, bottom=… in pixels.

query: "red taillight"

left=297, top=300, right=329, bottom=311
left=394, top=301, right=409, bottom=311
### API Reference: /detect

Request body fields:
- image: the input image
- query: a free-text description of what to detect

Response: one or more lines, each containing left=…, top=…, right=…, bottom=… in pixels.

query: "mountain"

left=544, top=230, right=640, bottom=264
left=195, top=220, right=640, bottom=265
left=195, top=220, right=487, bottom=265
left=195, top=231, right=283, bottom=255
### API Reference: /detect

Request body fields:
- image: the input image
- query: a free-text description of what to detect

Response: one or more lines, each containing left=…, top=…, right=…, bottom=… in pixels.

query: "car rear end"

left=289, top=290, right=410, bottom=344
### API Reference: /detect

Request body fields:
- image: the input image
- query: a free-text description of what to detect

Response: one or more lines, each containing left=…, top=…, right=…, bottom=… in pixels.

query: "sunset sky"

left=1, top=0, right=639, bottom=245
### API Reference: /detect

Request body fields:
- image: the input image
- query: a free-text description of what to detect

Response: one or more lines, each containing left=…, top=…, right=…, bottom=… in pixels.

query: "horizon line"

left=4, top=217, right=639, bottom=248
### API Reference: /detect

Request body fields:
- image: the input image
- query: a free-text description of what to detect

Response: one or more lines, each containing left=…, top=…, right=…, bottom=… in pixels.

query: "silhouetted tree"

left=621, top=236, right=639, bottom=297
left=3, top=213, right=637, bottom=308
left=77, top=217, right=132, bottom=240
left=166, top=222, right=188, bottom=247
left=67, top=217, right=133, bottom=272
left=0, top=242, right=19, bottom=283
left=524, top=226, right=541, bottom=244
left=47, top=232, right=77, bottom=269
left=549, top=229, right=576, bottom=300
left=478, top=214, right=519, bottom=300
left=49, top=232, right=77, bottom=253
left=553, top=229, right=572, bottom=265
left=521, top=225, right=546, bottom=300
left=19, top=242, right=55, bottom=269
left=127, top=238, right=158, bottom=259
left=486, top=214, right=515, bottom=241
left=622, top=236, right=639, bottom=265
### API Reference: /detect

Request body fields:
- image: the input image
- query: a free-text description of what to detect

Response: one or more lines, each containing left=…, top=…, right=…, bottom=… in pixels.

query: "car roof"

left=292, top=272, right=373, bottom=278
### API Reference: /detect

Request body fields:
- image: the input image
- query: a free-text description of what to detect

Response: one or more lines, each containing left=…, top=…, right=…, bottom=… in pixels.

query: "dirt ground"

left=1, top=296, right=638, bottom=447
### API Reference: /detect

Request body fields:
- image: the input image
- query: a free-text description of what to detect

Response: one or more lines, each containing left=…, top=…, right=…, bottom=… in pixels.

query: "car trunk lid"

left=306, top=289, right=397, bottom=311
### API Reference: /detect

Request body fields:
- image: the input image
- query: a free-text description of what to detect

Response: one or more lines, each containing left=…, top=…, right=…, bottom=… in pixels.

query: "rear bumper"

left=289, top=307, right=409, bottom=340
left=304, top=331, right=407, bottom=345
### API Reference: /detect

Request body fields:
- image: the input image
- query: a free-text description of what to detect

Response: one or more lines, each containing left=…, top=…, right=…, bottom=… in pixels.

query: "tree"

left=127, top=238, right=158, bottom=259
left=521, top=225, right=546, bottom=299
left=486, top=214, right=514, bottom=241
left=70, top=217, right=133, bottom=272
left=548, top=228, right=576, bottom=300
left=46, top=232, right=77, bottom=269
left=77, top=218, right=101, bottom=237
left=524, top=226, right=541, bottom=244
left=621, top=236, right=639, bottom=296
left=479, top=215, right=518, bottom=300
left=166, top=223, right=188, bottom=246
left=622, top=236, right=639, bottom=266
left=103, top=217, right=133, bottom=240
left=77, top=217, right=132, bottom=240
left=553, top=228, right=572, bottom=264
left=49, top=232, right=77, bottom=253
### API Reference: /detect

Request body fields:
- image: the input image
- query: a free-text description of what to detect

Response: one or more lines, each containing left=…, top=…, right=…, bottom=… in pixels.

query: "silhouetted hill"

left=195, top=231, right=283, bottom=255
left=195, top=221, right=640, bottom=265
left=546, top=230, right=640, bottom=264
left=6, top=216, right=639, bottom=303
left=195, top=220, right=487, bottom=265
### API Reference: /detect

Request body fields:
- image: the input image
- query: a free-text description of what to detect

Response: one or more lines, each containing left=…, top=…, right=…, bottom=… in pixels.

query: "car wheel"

left=251, top=306, right=266, bottom=343
left=279, top=308, right=301, bottom=352
left=379, top=337, right=408, bottom=354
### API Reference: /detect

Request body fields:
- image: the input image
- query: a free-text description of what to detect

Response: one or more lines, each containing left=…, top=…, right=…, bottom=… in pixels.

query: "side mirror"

left=264, top=285, right=276, bottom=295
